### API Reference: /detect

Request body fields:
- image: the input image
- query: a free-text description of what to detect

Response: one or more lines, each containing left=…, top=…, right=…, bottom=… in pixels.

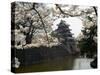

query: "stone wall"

left=12, top=45, right=73, bottom=66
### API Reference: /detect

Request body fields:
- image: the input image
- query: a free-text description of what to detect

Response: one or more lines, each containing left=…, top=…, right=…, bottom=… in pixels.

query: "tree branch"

left=24, top=3, right=50, bottom=45
left=32, top=4, right=50, bottom=45
left=55, top=4, right=73, bottom=17
left=55, top=4, right=81, bottom=17
left=93, top=6, right=97, bottom=16
left=55, top=4, right=95, bottom=17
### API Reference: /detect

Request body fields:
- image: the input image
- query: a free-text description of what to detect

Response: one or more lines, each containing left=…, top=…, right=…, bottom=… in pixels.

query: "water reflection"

left=73, top=58, right=93, bottom=69
left=16, top=56, right=75, bottom=73
left=15, top=56, right=93, bottom=73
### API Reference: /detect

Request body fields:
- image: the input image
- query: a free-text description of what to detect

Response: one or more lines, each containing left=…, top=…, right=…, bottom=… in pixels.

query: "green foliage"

left=87, top=16, right=93, bottom=21
left=78, top=17, right=97, bottom=58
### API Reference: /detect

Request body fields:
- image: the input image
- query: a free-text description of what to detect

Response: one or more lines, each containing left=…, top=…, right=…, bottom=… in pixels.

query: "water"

left=73, top=58, right=93, bottom=69
left=15, top=56, right=93, bottom=73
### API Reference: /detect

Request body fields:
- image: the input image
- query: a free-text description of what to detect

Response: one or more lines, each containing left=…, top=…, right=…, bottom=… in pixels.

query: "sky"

left=52, top=17, right=83, bottom=38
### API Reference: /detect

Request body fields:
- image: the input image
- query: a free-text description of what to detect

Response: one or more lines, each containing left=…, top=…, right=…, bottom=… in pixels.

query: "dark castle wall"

left=12, top=46, right=71, bottom=66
